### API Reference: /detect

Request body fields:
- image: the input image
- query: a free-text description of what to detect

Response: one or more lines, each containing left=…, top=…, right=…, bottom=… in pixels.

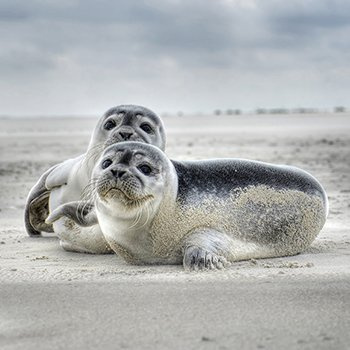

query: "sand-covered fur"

left=151, top=185, right=326, bottom=262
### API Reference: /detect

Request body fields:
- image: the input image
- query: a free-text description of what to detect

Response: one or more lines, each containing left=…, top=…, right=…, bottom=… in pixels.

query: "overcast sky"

left=1, top=0, right=349, bottom=115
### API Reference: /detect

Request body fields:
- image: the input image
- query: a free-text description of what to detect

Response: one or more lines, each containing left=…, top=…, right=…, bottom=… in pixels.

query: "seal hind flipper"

left=46, top=201, right=97, bottom=227
left=24, top=164, right=60, bottom=236
left=28, top=192, right=53, bottom=232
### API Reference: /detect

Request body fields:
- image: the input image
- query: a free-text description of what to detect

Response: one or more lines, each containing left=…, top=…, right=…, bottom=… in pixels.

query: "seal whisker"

left=83, top=143, right=104, bottom=171
left=139, top=201, right=152, bottom=230
left=128, top=208, right=142, bottom=229
left=74, top=143, right=104, bottom=176
left=80, top=177, right=101, bottom=201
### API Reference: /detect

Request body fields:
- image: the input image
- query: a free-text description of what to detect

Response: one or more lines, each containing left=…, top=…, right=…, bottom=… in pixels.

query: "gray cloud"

left=0, top=0, right=349, bottom=115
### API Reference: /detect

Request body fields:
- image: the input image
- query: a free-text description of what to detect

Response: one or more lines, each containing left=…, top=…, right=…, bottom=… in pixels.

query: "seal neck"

left=96, top=202, right=155, bottom=261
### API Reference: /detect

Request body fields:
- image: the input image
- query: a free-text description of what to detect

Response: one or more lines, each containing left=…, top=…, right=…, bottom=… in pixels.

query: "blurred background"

left=0, top=0, right=349, bottom=116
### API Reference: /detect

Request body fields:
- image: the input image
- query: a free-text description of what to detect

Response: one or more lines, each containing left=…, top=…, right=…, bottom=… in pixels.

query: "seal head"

left=89, top=105, right=166, bottom=152
left=93, top=142, right=174, bottom=217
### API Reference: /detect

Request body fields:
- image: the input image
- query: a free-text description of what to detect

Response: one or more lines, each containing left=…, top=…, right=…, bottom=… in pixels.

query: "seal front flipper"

left=46, top=201, right=98, bottom=227
left=45, top=155, right=84, bottom=190
left=182, top=229, right=232, bottom=270
left=183, top=228, right=279, bottom=271
left=183, top=246, right=230, bottom=270
left=24, top=164, right=60, bottom=236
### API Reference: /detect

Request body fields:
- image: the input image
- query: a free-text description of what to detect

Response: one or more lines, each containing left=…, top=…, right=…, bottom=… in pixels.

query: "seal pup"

left=47, top=142, right=328, bottom=268
left=25, top=106, right=166, bottom=253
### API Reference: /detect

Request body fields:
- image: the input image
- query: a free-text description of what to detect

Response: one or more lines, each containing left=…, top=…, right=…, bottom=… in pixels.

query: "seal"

left=25, top=106, right=166, bottom=253
left=47, top=142, right=328, bottom=268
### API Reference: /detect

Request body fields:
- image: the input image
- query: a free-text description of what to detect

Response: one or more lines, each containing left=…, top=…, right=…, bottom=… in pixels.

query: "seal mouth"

left=103, top=187, right=153, bottom=207
left=104, top=134, right=146, bottom=148
left=105, top=187, right=133, bottom=200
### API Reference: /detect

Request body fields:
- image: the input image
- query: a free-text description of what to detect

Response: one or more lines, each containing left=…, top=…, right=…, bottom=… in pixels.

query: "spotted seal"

left=47, top=141, right=328, bottom=267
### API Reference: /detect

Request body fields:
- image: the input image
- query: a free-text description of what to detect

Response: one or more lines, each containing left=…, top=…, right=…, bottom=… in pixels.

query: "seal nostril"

left=119, top=132, right=133, bottom=140
left=111, top=169, right=126, bottom=178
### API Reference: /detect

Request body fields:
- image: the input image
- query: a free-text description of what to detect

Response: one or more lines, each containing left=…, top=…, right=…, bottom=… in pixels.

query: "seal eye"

left=138, top=164, right=152, bottom=175
left=104, top=120, right=116, bottom=130
left=102, top=159, right=113, bottom=169
left=140, top=123, right=153, bottom=134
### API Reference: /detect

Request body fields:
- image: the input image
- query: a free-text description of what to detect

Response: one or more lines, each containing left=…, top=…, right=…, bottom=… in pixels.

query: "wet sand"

left=0, top=113, right=349, bottom=349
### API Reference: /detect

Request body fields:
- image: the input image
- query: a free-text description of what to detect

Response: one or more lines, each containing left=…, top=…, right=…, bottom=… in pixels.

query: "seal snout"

left=110, top=168, right=126, bottom=179
left=98, top=162, right=146, bottom=205
left=109, top=127, right=138, bottom=144
left=115, top=125, right=136, bottom=141
left=118, top=131, right=133, bottom=141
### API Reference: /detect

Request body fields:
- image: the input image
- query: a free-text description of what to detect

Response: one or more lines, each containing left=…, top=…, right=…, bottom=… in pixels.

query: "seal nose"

left=119, top=131, right=133, bottom=140
left=111, top=169, right=126, bottom=178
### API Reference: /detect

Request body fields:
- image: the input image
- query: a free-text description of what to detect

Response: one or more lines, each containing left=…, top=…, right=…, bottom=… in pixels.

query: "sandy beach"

left=0, top=113, right=349, bottom=349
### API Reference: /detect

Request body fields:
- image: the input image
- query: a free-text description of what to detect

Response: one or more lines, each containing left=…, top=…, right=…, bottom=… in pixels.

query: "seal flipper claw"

left=182, top=228, right=233, bottom=271
left=183, top=246, right=229, bottom=271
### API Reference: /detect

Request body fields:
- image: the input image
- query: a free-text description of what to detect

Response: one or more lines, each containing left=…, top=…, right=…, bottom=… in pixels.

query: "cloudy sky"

left=1, top=0, right=349, bottom=115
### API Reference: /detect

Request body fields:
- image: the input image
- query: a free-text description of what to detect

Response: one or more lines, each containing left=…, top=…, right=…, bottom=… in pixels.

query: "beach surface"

left=0, top=113, right=349, bottom=349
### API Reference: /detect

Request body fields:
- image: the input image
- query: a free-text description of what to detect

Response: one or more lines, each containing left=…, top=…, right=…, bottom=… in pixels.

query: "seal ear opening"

left=46, top=201, right=98, bottom=227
